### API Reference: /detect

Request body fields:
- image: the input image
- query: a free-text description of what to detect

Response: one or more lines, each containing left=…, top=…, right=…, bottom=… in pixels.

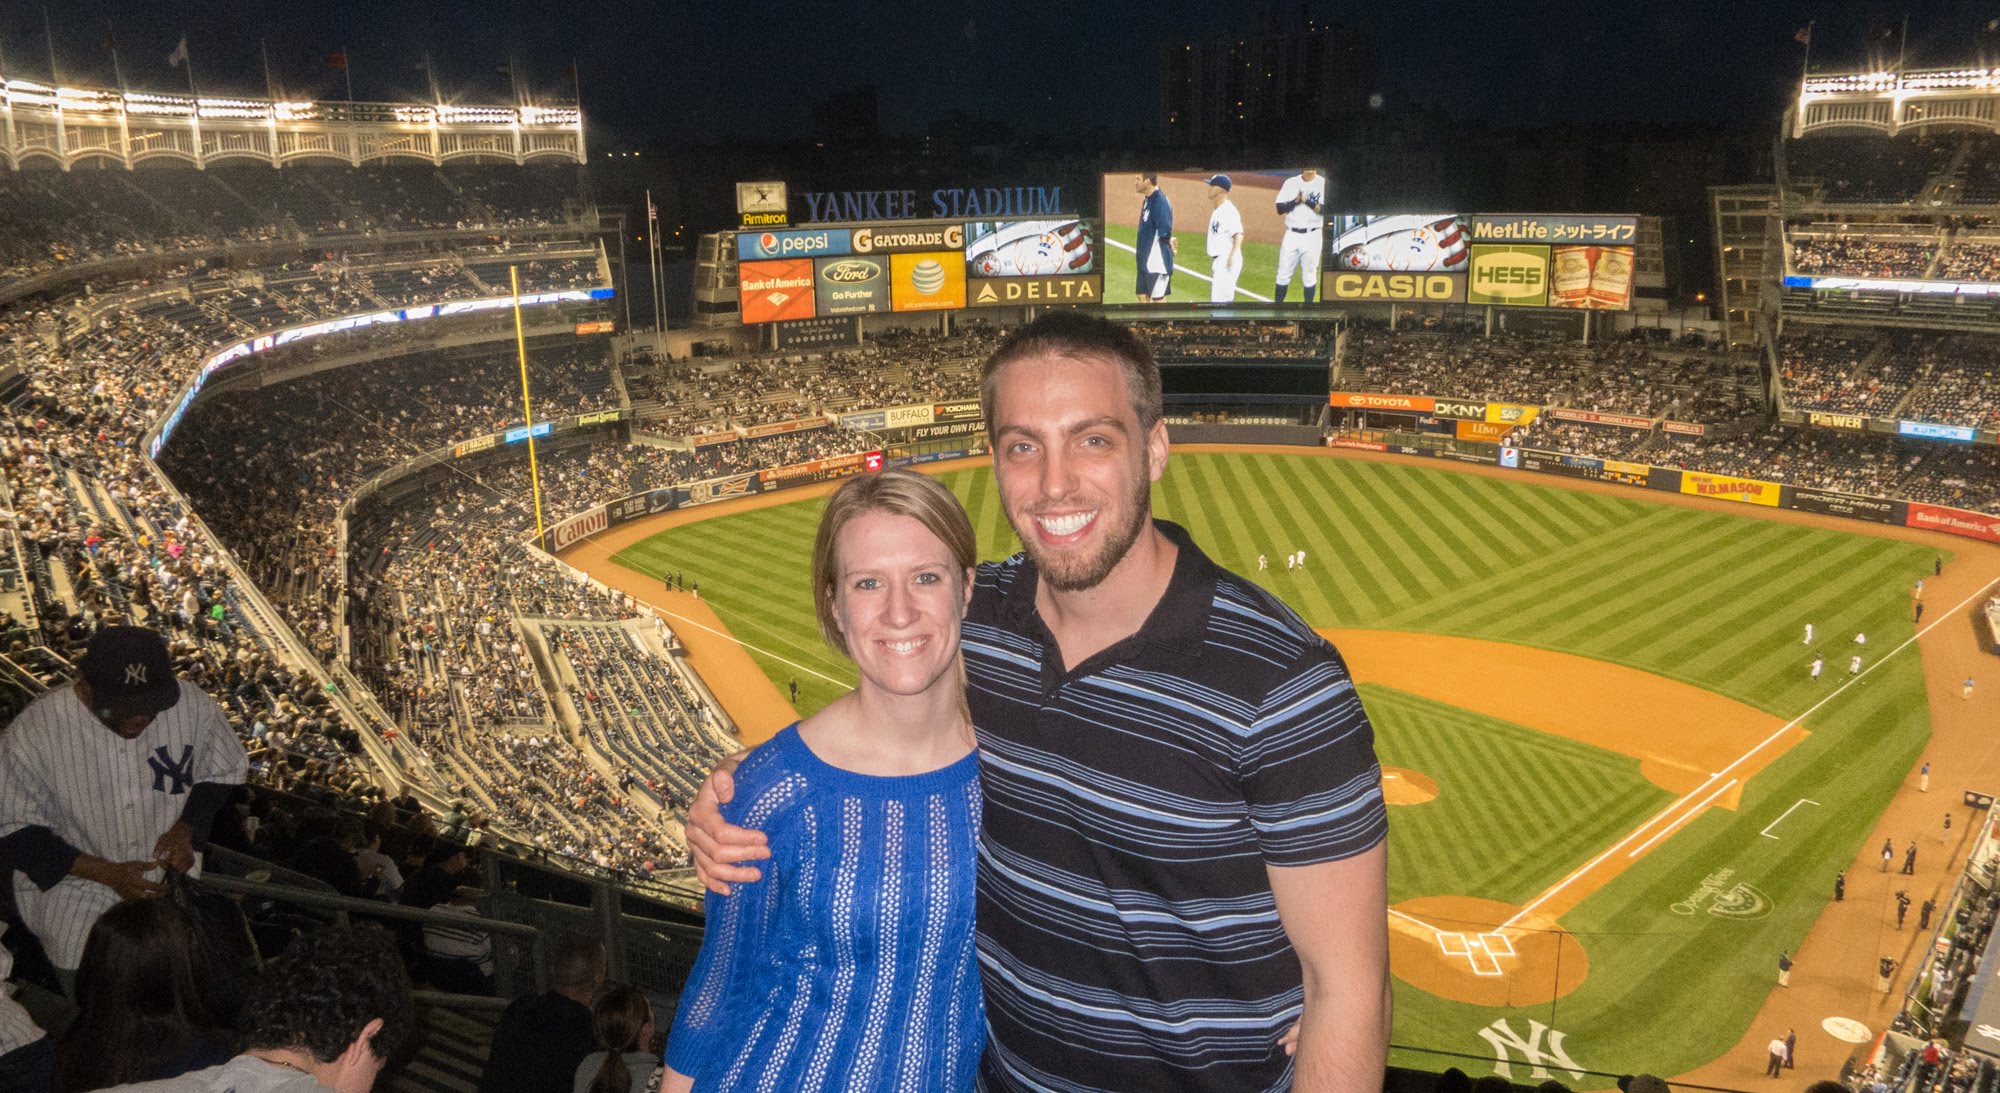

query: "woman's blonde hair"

left=811, top=470, right=976, bottom=659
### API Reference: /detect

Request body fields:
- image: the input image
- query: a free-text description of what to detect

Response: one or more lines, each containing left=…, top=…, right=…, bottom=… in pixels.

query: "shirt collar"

left=995, top=519, right=1215, bottom=660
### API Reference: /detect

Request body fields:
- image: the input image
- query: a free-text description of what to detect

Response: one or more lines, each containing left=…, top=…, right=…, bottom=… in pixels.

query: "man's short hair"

left=980, top=311, right=1163, bottom=435
left=1138, top=171, right=1158, bottom=186
left=550, top=934, right=607, bottom=992
left=241, top=927, right=413, bottom=1064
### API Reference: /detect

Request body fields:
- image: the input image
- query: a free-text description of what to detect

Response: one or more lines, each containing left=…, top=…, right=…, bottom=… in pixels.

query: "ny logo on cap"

left=125, top=664, right=148, bottom=685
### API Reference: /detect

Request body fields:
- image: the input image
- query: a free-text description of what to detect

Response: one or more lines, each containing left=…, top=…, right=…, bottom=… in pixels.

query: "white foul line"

left=1760, top=799, right=1821, bottom=839
left=1104, top=236, right=1276, bottom=303
left=1491, top=577, right=2000, bottom=932
left=646, top=604, right=848, bottom=687
left=1626, top=779, right=1738, bottom=859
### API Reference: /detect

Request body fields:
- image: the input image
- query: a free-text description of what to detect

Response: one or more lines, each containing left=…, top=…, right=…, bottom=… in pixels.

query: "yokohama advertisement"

left=1906, top=502, right=2000, bottom=544
left=1331, top=393, right=1434, bottom=412
left=1791, top=488, right=1903, bottom=524
left=1680, top=471, right=1780, bottom=507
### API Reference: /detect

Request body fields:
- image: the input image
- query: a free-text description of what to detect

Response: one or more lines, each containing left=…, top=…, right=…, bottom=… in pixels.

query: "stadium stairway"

left=385, top=1002, right=499, bottom=1093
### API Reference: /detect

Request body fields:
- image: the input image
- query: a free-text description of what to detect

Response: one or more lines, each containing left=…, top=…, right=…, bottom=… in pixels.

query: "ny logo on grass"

left=1478, top=1018, right=1586, bottom=1081
left=149, top=745, right=195, bottom=795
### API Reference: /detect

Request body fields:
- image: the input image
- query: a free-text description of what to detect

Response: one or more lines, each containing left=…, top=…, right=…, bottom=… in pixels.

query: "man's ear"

left=343, top=1016, right=386, bottom=1065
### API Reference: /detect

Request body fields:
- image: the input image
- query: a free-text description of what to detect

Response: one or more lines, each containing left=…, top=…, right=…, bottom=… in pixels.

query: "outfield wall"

left=1341, top=434, right=2000, bottom=547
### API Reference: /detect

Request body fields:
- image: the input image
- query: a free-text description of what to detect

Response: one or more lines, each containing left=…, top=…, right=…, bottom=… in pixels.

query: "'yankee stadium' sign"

left=799, top=186, right=1067, bottom=223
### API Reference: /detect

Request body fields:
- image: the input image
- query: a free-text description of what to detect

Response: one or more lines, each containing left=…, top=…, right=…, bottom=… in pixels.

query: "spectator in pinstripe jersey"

left=0, top=626, right=247, bottom=995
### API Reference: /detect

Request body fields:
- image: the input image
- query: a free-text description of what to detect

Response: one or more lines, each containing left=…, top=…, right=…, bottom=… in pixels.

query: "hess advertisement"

left=1100, top=169, right=1328, bottom=305
left=1466, top=245, right=1550, bottom=307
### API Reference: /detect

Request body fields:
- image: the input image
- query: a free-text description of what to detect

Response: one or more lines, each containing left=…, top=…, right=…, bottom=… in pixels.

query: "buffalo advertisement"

left=965, top=219, right=1094, bottom=276
left=738, top=259, right=816, bottom=324
left=889, top=252, right=967, bottom=312
left=1101, top=169, right=1329, bottom=305
left=813, top=256, right=891, bottom=315
left=1547, top=246, right=1634, bottom=310
left=1466, top=245, right=1551, bottom=307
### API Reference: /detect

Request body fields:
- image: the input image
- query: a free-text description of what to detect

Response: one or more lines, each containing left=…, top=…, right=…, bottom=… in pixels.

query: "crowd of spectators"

left=1900, top=336, right=2000, bottom=431
left=1142, top=320, right=1334, bottom=360
left=1348, top=330, right=1762, bottom=423
left=1778, top=331, right=1917, bottom=416
left=1788, top=133, right=1954, bottom=204
left=1934, top=239, right=2000, bottom=282
left=1790, top=234, right=1937, bottom=278
left=0, top=164, right=589, bottom=287
left=631, top=326, right=996, bottom=435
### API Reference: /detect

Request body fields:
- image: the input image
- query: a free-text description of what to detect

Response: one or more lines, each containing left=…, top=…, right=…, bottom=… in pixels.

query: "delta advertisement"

left=1100, top=169, right=1329, bottom=305
left=737, top=219, right=1102, bottom=323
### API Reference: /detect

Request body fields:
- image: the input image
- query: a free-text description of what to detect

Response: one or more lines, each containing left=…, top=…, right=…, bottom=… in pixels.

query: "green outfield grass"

left=1104, top=222, right=1299, bottom=305
left=611, top=452, right=1939, bottom=1080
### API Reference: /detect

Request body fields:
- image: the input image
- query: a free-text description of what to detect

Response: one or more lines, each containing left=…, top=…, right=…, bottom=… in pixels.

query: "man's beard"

left=1018, top=472, right=1152, bottom=594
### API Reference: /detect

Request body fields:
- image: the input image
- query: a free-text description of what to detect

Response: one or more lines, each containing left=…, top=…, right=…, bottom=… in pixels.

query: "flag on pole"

left=167, top=36, right=189, bottom=68
left=325, top=51, right=348, bottom=70
left=1794, top=26, right=1811, bottom=45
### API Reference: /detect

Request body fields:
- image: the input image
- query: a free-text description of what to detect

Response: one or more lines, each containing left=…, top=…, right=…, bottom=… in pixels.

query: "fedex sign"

left=737, top=229, right=852, bottom=261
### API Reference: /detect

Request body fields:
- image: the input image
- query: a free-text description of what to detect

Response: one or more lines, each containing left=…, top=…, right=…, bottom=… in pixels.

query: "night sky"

left=6, top=1, right=2000, bottom=144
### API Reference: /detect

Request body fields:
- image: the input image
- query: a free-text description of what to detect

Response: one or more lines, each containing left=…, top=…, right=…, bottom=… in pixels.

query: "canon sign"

left=550, top=508, right=608, bottom=552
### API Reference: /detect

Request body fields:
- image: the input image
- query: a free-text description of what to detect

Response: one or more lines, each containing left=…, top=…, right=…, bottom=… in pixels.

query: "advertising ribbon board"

left=453, top=435, right=497, bottom=459
left=884, top=404, right=936, bottom=429
left=1330, top=393, right=1435, bottom=412
left=1681, top=471, right=1780, bottom=507
left=682, top=474, right=760, bottom=508
left=1319, top=272, right=1467, bottom=303
left=691, top=429, right=741, bottom=448
left=1809, top=412, right=1867, bottom=431
left=1550, top=408, right=1651, bottom=430
left=839, top=410, right=888, bottom=431
left=1661, top=420, right=1707, bottom=437
left=932, top=400, right=983, bottom=422
left=759, top=452, right=867, bottom=485
left=742, top=417, right=831, bottom=439
left=969, top=275, right=1103, bottom=307
left=1330, top=437, right=1388, bottom=452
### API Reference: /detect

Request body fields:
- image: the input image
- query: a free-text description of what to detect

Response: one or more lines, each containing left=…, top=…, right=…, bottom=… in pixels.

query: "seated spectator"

left=479, top=936, right=606, bottom=1093
left=52, top=899, right=233, bottom=1093
left=422, top=885, right=495, bottom=996
left=402, top=841, right=472, bottom=911
left=101, top=925, right=413, bottom=1093
left=574, top=985, right=658, bottom=1093
left=0, top=924, right=50, bottom=1093
left=353, top=824, right=405, bottom=902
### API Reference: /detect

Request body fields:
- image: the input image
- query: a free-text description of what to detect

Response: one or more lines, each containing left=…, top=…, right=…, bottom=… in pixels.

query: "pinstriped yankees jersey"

left=0, top=680, right=247, bottom=969
left=966, top=521, right=1386, bottom=1092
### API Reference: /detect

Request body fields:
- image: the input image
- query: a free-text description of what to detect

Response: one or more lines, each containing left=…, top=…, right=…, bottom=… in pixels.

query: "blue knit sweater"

left=665, top=723, right=984, bottom=1091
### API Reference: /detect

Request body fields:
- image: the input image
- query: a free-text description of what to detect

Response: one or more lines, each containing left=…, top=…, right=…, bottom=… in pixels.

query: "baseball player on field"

left=0, top=627, right=247, bottom=991
left=1133, top=173, right=1176, bottom=302
left=1273, top=168, right=1325, bottom=303
left=1204, top=175, right=1244, bottom=304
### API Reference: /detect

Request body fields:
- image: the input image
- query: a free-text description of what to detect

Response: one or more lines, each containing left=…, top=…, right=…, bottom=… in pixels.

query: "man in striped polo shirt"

left=693, top=312, right=1389, bottom=1091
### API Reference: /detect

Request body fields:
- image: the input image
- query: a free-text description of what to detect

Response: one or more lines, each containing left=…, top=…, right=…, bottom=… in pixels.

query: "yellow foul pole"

left=510, top=265, right=547, bottom=544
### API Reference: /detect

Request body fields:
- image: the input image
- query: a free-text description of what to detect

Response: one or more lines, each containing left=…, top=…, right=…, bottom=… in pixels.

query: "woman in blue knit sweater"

left=664, top=470, right=983, bottom=1091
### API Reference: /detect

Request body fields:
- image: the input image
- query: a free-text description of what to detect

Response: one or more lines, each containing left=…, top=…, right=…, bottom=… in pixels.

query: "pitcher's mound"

left=1389, top=896, right=1590, bottom=1007
left=1382, top=767, right=1439, bottom=805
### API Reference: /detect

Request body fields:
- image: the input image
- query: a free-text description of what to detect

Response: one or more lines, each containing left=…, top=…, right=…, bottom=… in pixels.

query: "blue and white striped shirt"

left=966, top=521, right=1386, bottom=1092
left=666, top=724, right=984, bottom=1092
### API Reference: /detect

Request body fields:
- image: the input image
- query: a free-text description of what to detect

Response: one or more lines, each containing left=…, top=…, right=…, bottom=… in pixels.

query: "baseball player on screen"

left=1132, top=173, right=1176, bottom=302
left=0, top=626, right=247, bottom=992
left=1273, top=168, right=1325, bottom=303
left=1205, top=175, right=1244, bottom=304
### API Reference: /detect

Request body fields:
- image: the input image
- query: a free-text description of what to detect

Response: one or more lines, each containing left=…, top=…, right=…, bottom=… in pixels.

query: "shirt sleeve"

left=663, top=772, right=797, bottom=1080
left=189, top=686, right=250, bottom=787
left=1240, top=643, right=1387, bottom=867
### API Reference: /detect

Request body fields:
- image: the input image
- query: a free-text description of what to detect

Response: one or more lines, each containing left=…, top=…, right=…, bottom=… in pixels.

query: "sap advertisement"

left=1100, top=169, right=1328, bottom=305
left=736, top=219, right=1103, bottom=324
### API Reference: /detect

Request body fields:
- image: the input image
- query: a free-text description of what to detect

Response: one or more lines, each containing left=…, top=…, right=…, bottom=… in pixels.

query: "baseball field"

left=586, top=449, right=1954, bottom=1083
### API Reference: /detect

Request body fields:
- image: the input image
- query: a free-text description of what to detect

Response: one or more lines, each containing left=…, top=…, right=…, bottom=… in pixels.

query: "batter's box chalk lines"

left=1436, top=932, right=1513, bottom=977
left=1501, top=575, right=2000, bottom=931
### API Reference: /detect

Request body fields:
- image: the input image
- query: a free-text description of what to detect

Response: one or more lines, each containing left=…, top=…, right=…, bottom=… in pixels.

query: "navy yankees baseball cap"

left=80, top=626, right=181, bottom=716
left=1205, top=174, right=1232, bottom=191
